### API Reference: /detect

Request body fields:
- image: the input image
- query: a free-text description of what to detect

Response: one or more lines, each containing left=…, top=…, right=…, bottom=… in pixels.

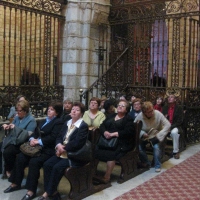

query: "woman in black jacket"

left=37, top=102, right=89, bottom=200
left=95, top=99, right=135, bottom=183
left=3, top=101, right=64, bottom=200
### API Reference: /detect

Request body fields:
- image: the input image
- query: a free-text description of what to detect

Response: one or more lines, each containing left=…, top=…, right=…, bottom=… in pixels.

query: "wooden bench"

left=64, top=128, right=111, bottom=200
left=117, top=120, right=143, bottom=183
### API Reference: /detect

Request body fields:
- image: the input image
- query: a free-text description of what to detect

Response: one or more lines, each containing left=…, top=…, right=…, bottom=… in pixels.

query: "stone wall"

left=60, top=0, right=111, bottom=101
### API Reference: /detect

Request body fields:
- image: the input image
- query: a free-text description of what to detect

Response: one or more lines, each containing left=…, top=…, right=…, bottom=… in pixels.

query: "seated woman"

left=2, top=100, right=37, bottom=178
left=7, top=95, right=26, bottom=121
left=83, top=97, right=105, bottom=130
left=3, top=101, right=64, bottom=200
left=153, top=96, right=164, bottom=112
left=95, top=99, right=135, bottom=183
left=37, top=102, right=89, bottom=200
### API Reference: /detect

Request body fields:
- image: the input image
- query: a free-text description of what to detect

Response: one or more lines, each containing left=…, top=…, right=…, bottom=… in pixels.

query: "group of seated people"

left=0, top=93, right=184, bottom=200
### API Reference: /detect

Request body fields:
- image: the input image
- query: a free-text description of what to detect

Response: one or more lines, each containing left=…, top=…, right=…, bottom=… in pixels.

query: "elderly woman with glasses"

left=95, top=99, right=135, bottom=183
left=83, top=97, right=105, bottom=130
left=2, top=100, right=37, bottom=178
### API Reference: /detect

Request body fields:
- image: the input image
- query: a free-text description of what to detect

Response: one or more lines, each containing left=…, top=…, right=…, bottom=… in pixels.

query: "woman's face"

left=156, top=98, right=163, bottom=105
left=47, top=106, right=57, bottom=119
left=16, top=106, right=27, bottom=119
left=70, top=106, right=82, bottom=121
left=89, top=101, right=99, bottom=111
left=117, top=101, right=127, bottom=114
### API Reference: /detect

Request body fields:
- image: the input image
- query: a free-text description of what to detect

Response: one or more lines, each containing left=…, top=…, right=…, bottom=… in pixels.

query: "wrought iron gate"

left=81, top=0, right=200, bottom=143
left=0, top=0, right=65, bottom=111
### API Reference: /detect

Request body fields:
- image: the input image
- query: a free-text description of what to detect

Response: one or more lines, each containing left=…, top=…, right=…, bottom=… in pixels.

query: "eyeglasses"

left=16, top=110, right=23, bottom=113
left=117, top=104, right=126, bottom=108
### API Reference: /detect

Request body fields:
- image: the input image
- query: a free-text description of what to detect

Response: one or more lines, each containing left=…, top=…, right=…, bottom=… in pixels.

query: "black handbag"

left=97, top=135, right=118, bottom=150
left=67, top=140, right=92, bottom=162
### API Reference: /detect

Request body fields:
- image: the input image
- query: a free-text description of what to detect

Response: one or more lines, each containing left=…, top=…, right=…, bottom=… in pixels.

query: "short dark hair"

left=49, top=101, right=63, bottom=118
left=73, top=102, right=86, bottom=115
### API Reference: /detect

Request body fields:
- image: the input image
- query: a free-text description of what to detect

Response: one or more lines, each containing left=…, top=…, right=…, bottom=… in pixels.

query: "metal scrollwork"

left=2, top=0, right=62, bottom=14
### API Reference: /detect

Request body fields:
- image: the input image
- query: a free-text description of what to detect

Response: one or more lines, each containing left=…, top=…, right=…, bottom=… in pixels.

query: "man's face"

left=168, top=95, right=176, bottom=104
left=144, top=107, right=154, bottom=119
left=133, top=101, right=141, bottom=112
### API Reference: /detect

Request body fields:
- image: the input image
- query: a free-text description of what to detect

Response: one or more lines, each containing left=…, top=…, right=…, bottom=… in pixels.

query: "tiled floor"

left=0, top=143, right=199, bottom=200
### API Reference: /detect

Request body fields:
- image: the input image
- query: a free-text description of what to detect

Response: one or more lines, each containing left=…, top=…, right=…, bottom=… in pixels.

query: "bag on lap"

left=67, top=140, right=92, bottom=162
left=20, top=142, right=42, bottom=157
left=97, top=135, right=118, bottom=150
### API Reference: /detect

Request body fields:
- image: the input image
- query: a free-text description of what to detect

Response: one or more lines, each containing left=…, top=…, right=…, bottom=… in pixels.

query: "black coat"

left=162, top=104, right=184, bottom=133
left=56, top=120, right=89, bottom=166
left=31, top=117, right=64, bottom=156
left=99, top=113, right=135, bottom=152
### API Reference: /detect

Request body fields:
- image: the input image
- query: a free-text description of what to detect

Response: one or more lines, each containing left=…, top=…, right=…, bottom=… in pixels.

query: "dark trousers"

left=43, top=156, right=70, bottom=195
left=3, top=144, right=20, bottom=171
left=9, top=152, right=51, bottom=194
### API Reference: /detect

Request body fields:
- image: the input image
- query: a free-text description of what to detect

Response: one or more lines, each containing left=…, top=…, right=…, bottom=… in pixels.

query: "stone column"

left=60, top=0, right=110, bottom=101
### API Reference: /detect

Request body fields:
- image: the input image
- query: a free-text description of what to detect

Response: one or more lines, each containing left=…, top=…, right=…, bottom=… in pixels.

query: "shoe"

left=4, top=185, right=21, bottom=193
left=21, top=194, right=36, bottom=200
left=155, top=168, right=161, bottom=172
left=173, top=152, right=180, bottom=159
left=52, top=192, right=61, bottom=200
left=37, top=196, right=46, bottom=200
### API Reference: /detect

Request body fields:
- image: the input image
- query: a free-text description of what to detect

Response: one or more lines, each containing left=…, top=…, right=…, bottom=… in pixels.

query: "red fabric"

left=168, top=104, right=175, bottom=124
left=153, top=104, right=162, bottom=112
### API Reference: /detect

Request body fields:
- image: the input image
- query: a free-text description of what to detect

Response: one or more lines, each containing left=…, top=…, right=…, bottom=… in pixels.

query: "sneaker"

left=173, top=152, right=180, bottom=159
left=155, top=168, right=161, bottom=172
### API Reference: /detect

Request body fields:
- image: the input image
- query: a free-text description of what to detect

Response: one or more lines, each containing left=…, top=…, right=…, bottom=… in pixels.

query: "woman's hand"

left=56, top=144, right=66, bottom=157
left=2, top=124, right=15, bottom=130
left=2, top=124, right=9, bottom=130
left=104, top=131, right=118, bottom=139
left=9, top=124, right=15, bottom=129
left=30, top=139, right=39, bottom=146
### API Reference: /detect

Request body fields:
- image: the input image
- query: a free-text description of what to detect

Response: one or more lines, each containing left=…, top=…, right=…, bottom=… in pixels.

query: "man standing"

left=135, top=101, right=170, bottom=172
left=162, top=94, right=184, bottom=159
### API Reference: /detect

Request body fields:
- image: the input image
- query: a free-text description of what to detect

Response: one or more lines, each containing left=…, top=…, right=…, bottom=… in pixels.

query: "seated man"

left=134, top=101, right=171, bottom=172
left=162, top=94, right=184, bottom=159
left=129, top=98, right=142, bottom=120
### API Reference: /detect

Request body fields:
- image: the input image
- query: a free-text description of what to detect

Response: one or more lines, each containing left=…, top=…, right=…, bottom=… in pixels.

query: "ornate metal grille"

left=0, top=0, right=65, bottom=110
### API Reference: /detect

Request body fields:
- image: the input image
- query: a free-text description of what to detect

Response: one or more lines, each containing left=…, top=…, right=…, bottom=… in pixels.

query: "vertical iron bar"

left=24, top=11, right=28, bottom=85
left=53, top=17, right=56, bottom=84
left=34, top=13, right=37, bottom=84
left=182, top=17, right=186, bottom=88
left=3, top=6, right=6, bottom=86
left=29, top=12, right=33, bottom=84
left=14, top=8, right=17, bottom=85
left=151, top=22, right=155, bottom=86
left=19, top=10, right=22, bottom=83
left=188, top=18, right=192, bottom=87
left=8, top=7, right=12, bottom=84
left=57, top=19, right=61, bottom=85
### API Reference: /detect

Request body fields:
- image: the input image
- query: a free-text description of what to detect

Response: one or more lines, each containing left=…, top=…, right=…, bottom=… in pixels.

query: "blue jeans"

left=139, top=141, right=161, bottom=169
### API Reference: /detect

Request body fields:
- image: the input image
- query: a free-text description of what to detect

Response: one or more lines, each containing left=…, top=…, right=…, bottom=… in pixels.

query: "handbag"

left=20, top=127, right=42, bottom=157
left=20, top=142, right=42, bottom=157
left=67, top=140, right=92, bottom=162
left=97, top=135, right=118, bottom=150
